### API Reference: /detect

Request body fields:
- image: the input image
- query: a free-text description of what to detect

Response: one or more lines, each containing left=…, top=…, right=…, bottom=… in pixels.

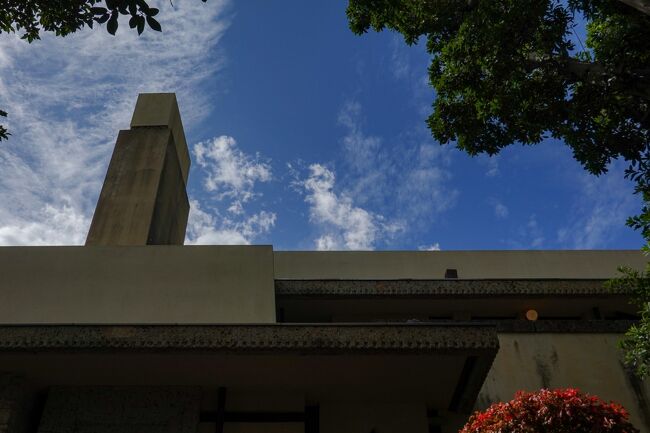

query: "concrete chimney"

left=85, top=93, right=190, bottom=245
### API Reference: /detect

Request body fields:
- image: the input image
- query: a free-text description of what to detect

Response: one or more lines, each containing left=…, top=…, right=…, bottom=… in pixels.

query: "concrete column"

left=37, top=387, right=200, bottom=433
left=0, top=375, right=39, bottom=433
left=85, top=93, right=190, bottom=246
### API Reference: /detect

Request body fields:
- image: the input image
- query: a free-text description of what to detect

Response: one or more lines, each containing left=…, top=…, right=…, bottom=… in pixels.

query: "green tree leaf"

left=146, top=15, right=161, bottom=32
left=137, top=15, right=145, bottom=35
left=97, top=12, right=110, bottom=24
left=106, top=12, right=118, bottom=35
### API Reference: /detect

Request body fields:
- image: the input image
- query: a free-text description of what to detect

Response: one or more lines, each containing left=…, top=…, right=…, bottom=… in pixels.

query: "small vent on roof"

left=444, top=268, right=458, bottom=279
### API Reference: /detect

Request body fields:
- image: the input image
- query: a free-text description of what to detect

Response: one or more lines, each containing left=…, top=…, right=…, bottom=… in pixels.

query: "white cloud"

left=185, top=199, right=275, bottom=245
left=0, top=204, right=88, bottom=245
left=389, top=35, right=410, bottom=79
left=301, top=163, right=396, bottom=250
left=337, top=101, right=387, bottom=207
left=294, top=100, right=456, bottom=249
left=490, top=200, right=509, bottom=219
left=418, top=243, right=441, bottom=251
left=193, top=135, right=271, bottom=206
left=315, top=235, right=339, bottom=251
left=526, top=215, right=545, bottom=248
left=383, top=35, right=434, bottom=118
left=396, top=147, right=457, bottom=220
left=504, top=213, right=546, bottom=249
left=479, top=154, right=500, bottom=177
left=337, top=100, right=457, bottom=232
left=557, top=168, right=639, bottom=249
left=506, top=214, right=546, bottom=249
left=0, top=0, right=231, bottom=245
left=188, top=135, right=275, bottom=245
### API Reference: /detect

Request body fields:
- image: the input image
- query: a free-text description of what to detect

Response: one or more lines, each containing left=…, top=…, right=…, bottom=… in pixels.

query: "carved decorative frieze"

left=275, top=279, right=621, bottom=297
left=0, top=324, right=498, bottom=353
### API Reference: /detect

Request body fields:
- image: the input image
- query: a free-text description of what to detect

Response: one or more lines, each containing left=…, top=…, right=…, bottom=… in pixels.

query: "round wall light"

left=525, top=309, right=539, bottom=321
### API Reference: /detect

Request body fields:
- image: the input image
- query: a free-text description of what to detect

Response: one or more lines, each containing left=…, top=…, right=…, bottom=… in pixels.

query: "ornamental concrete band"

left=0, top=93, right=648, bottom=433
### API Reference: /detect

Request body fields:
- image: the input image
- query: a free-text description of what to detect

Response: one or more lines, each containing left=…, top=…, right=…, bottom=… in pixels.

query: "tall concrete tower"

left=85, top=93, right=190, bottom=245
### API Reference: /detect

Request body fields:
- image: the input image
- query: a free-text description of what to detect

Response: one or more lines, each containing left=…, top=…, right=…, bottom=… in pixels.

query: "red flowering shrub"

left=460, top=389, right=639, bottom=433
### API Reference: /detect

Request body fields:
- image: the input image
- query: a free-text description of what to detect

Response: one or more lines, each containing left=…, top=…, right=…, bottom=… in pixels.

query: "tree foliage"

left=607, top=258, right=650, bottom=378
left=347, top=0, right=649, bottom=179
left=347, top=0, right=650, bottom=376
left=0, top=0, right=199, bottom=40
left=461, top=388, right=638, bottom=433
left=0, top=0, right=206, bottom=140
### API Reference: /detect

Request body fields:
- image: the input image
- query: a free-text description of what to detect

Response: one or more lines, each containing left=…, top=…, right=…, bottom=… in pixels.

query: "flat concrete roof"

left=273, top=250, right=647, bottom=280
left=0, top=246, right=645, bottom=325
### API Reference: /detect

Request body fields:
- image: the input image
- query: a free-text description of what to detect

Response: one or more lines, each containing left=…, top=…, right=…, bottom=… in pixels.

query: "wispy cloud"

left=505, top=214, right=545, bottom=249
left=396, top=143, right=457, bottom=223
left=0, top=204, right=88, bottom=245
left=495, top=203, right=509, bottom=219
left=0, top=0, right=231, bottom=245
left=389, top=35, right=410, bottom=80
left=488, top=198, right=509, bottom=219
left=338, top=100, right=457, bottom=233
left=337, top=101, right=388, bottom=206
left=185, top=199, right=275, bottom=245
left=187, top=135, right=276, bottom=245
left=480, top=154, right=500, bottom=177
left=418, top=243, right=441, bottom=251
left=194, top=135, right=272, bottom=212
left=385, top=34, right=434, bottom=119
left=557, top=167, right=639, bottom=249
left=526, top=215, right=545, bottom=248
left=288, top=98, right=456, bottom=250
left=300, top=163, right=399, bottom=250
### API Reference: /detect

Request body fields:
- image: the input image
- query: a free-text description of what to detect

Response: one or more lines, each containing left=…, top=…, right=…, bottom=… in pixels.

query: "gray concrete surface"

left=477, top=333, right=650, bottom=432
left=85, top=128, right=188, bottom=246
left=0, top=375, right=37, bottom=433
left=274, top=250, right=648, bottom=279
left=130, top=93, right=190, bottom=184
left=37, top=387, right=200, bottom=433
left=0, top=246, right=276, bottom=324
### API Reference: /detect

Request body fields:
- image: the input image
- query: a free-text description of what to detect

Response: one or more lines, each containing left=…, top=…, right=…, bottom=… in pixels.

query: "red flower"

left=460, top=389, right=639, bottom=433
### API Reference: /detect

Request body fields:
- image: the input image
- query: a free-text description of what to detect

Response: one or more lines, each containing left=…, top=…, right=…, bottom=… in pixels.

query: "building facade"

left=0, top=94, right=648, bottom=433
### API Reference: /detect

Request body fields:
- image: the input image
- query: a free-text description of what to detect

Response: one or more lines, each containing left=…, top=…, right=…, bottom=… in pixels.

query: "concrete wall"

left=478, top=333, right=650, bottom=432
left=0, top=245, right=275, bottom=324
left=130, top=93, right=190, bottom=184
left=199, top=390, right=430, bottom=433
left=199, top=389, right=305, bottom=433
left=222, top=424, right=302, bottom=433
left=0, top=375, right=38, bottom=433
left=274, top=250, right=647, bottom=279
left=85, top=128, right=188, bottom=246
left=37, top=387, right=200, bottom=433
left=320, top=402, right=428, bottom=433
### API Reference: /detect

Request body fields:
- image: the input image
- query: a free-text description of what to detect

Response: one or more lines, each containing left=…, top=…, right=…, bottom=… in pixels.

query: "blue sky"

left=0, top=0, right=643, bottom=250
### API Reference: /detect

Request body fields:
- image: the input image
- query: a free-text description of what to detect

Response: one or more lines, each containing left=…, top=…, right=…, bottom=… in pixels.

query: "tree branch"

left=527, top=54, right=650, bottom=99
left=617, top=0, right=650, bottom=16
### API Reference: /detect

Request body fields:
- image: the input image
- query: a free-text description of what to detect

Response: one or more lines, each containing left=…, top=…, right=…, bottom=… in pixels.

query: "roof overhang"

left=274, top=279, right=635, bottom=322
left=0, top=324, right=498, bottom=412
